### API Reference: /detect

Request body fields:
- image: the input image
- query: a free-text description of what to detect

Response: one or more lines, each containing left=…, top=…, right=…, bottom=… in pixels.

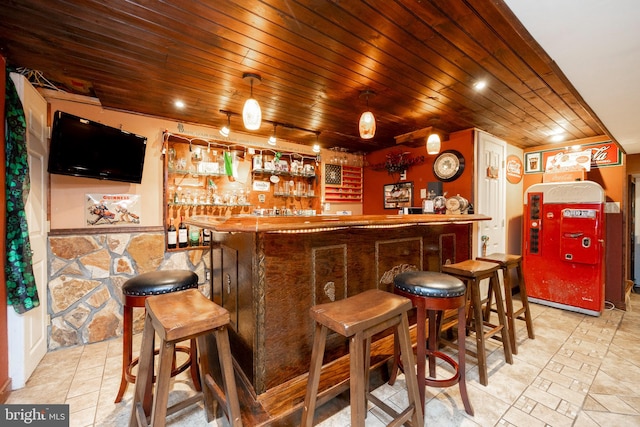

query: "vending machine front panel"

left=523, top=181, right=605, bottom=316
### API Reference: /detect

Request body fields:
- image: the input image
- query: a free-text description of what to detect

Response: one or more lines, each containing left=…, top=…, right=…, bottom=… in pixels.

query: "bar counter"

left=186, top=213, right=490, bottom=425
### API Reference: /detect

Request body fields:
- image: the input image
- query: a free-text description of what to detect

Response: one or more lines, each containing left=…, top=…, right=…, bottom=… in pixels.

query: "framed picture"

left=383, top=182, right=413, bottom=209
left=525, top=152, right=542, bottom=173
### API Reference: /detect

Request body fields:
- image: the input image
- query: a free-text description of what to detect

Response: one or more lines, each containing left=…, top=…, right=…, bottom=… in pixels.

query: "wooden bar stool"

left=129, top=288, right=242, bottom=427
left=301, top=289, right=423, bottom=427
left=441, top=260, right=513, bottom=386
left=477, top=253, right=535, bottom=354
left=115, top=270, right=200, bottom=403
left=390, top=270, right=474, bottom=415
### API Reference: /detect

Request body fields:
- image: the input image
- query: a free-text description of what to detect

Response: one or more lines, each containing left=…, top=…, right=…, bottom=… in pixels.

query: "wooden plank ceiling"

left=0, top=0, right=611, bottom=153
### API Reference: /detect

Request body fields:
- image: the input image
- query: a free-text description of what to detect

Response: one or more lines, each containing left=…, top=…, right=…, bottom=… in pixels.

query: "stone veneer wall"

left=47, top=231, right=210, bottom=350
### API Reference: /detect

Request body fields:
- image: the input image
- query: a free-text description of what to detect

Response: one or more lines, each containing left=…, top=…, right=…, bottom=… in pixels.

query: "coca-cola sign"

left=535, top=141, right=621, bottom=173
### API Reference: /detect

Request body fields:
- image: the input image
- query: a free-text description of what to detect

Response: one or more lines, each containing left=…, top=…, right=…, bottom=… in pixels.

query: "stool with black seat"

left=301, top=289, right=423, bottom=427
left=389, top=270, right=473, bottom=415
left=115, top=270, right=200, bottom=404
left=441, top=259, right=513, bottom=386
left=129, top=288, right=242, bottom=427
left=476, top=253, right=535, bottom=355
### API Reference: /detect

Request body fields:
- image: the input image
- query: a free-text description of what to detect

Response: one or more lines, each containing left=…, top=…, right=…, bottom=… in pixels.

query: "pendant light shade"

left=219, top=113, right=231, bottom=137
left=426, top=133, right=441, bottom=155
left=358, top=90, right=376, bottom=139
left=359, top=111, right=376, bottom=139
left=268, top=124, right=277, bottom=145
left=242, top=73, right=262, bottom=130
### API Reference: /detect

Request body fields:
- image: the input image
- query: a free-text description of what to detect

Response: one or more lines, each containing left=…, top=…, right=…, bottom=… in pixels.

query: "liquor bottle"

left=178, top=216, right=188, bottom=248
left=167, top=218, right=177, bottom=249
left=202, top=228, right=211, bottom=246
left=189, top=226, right=201, bottom=247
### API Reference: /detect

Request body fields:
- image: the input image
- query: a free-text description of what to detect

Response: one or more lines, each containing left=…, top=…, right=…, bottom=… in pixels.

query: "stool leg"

left=129, top=313, right=155, bottom=427
left=149, top=339, right=176, bottom=427
left=350, top=331, right=366, bottom=426
left=301, top=323, right=328, bottom=427
left=398, top=311, right=424, bottom=427
left=456, top=304, right=474, bottom=415
left=502, top=265, right=518, bottom=354
left=363, top=337, right=371, bottom=417
left=469, top=279, right=488, bottom=386
left=214, top=326, right=242, bottom=426
left=490, top=272, right=513, bottom=365
left=189, top=338, right=202, bottom=391
left=115, top=303, right=133, bottom=403
left=516, top=262, right=535, bottom=340
left=388, top=330, right=401, bottom=385
left=416, top=301, right=427, bottom=410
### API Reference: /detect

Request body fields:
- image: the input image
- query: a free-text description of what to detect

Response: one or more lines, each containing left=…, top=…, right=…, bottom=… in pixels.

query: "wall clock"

left=433, top=150, right=465, bottom=182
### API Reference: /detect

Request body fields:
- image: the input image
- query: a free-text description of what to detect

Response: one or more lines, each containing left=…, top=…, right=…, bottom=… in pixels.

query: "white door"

left=7, top=73, right=48, bottom=388
left=475, top=131, right=507, bottom=257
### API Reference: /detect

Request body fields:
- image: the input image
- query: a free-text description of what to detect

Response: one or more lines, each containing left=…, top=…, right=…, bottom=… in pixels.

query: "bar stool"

left=390, top=270, right=474, bottom=415
left=441, top=260, right=513, bottom=386
left=301, top=289, right=423, bottom=427
left=115, top=270, right=200, bottom=403
left=477, top=253, right=535, bottom=354
left=130, top=288, right=242, bottom=427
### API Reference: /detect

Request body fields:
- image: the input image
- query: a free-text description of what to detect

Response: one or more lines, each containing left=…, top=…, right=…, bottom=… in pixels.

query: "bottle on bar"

left=178, top=216, right=188, bottom=248
left=167, top=218, right=177, bottom=249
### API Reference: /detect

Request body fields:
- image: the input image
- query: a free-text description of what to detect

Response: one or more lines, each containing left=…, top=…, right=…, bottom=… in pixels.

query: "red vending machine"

left=523, top=181, right=606, bottom=316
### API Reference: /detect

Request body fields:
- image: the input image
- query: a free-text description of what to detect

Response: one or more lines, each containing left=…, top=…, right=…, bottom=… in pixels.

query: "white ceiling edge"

left=505, top=0, right=640, bottom=154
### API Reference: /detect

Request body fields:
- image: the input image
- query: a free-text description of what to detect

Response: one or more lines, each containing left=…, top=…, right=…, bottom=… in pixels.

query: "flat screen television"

left=48, top=111, right=147, bottom=184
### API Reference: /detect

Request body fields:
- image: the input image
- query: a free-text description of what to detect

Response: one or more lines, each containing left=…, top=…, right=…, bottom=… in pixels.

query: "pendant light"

left=242, top=73, right=262, bottom=130
left=219, top=112, right=231, bottom=137
left=426, top=133, right=441, bottom=155
left=312, top=131, right=321, bottom=153
left=268, top=124, right=277, bottom=146
left=359, top=90, right=376, bottom=139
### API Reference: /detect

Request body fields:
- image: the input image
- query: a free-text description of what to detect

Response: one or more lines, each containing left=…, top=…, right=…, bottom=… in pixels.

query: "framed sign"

left=525, top=152, right=542, bottom=173
left=383, top=182, right=413, bottom=209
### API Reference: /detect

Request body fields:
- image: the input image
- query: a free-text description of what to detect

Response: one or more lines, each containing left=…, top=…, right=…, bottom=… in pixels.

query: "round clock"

left=433, top=150, right=465, bottom=182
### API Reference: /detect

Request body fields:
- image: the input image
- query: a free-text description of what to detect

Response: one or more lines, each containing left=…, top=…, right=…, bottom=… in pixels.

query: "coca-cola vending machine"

left=523, top=181, right=605, bottom=316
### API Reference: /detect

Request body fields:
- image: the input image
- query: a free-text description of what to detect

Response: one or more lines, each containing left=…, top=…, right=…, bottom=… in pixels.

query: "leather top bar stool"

left=477, top=253, right=535, bottom=354
left=441, top=259, right=513, bottom=386
left=301, top=289, right=423, bottom=427
left=130, top=288, right=242, bottom=427
left=390, top=270, right=474, bottom=415
left=115, top=270, right=200, bottom=403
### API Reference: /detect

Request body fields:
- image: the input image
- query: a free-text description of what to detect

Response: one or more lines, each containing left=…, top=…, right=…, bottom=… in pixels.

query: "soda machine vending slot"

left=527, top=193, right=541, bottom=254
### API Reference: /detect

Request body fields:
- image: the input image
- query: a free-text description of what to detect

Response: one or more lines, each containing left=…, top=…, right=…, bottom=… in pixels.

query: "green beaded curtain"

left=5, top=70, right=39, bottom=313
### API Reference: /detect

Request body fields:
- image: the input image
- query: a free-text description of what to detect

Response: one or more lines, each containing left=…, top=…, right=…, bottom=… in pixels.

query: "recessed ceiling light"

left=550, top=134, right=565, bottom=142
left=473, top=80, right=487, bottom=90
left=174, top=100, right=185, bottom=109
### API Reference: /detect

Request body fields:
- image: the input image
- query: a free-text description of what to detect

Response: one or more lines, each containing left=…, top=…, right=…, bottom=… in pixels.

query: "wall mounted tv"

left=48, top=111, right=147, bottom=184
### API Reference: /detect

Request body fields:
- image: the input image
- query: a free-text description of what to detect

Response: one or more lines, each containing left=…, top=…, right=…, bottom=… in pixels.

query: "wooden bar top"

left=185, top=213, right=491, bottom=233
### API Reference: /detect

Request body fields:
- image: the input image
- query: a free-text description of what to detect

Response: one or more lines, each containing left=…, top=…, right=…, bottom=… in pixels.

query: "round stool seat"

left=122, top=270, right=198, bottom=297
left=394, top=270, right=466, bottom=298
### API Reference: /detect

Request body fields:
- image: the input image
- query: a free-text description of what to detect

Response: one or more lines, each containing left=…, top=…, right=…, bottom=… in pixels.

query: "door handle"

left=563, top=232, right=584, bottom=238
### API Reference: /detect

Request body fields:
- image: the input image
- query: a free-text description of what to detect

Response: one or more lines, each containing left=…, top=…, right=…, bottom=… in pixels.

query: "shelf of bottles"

left=163, top=132, right=322, bottom=251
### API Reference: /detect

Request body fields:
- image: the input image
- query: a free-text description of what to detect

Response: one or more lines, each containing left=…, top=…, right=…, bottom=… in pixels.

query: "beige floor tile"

left=529, top=400, right=575, bottom=426
left=66, top=390, right=100, bottom=414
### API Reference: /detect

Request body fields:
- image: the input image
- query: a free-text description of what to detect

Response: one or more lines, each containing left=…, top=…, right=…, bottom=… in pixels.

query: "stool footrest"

left=424, top=351, right=461, bottom=388
left=367, top=393, right=415, bottom=426
left=166, top=392, right=203, bottom=417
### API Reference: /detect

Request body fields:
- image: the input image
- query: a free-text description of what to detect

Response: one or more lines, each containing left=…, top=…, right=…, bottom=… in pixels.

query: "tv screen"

left=48, top=111, right=147, bottom=184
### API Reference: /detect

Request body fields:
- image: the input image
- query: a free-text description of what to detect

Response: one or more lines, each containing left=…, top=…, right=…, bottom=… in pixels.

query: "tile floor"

left=6, top=293, right=640, bottom=426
